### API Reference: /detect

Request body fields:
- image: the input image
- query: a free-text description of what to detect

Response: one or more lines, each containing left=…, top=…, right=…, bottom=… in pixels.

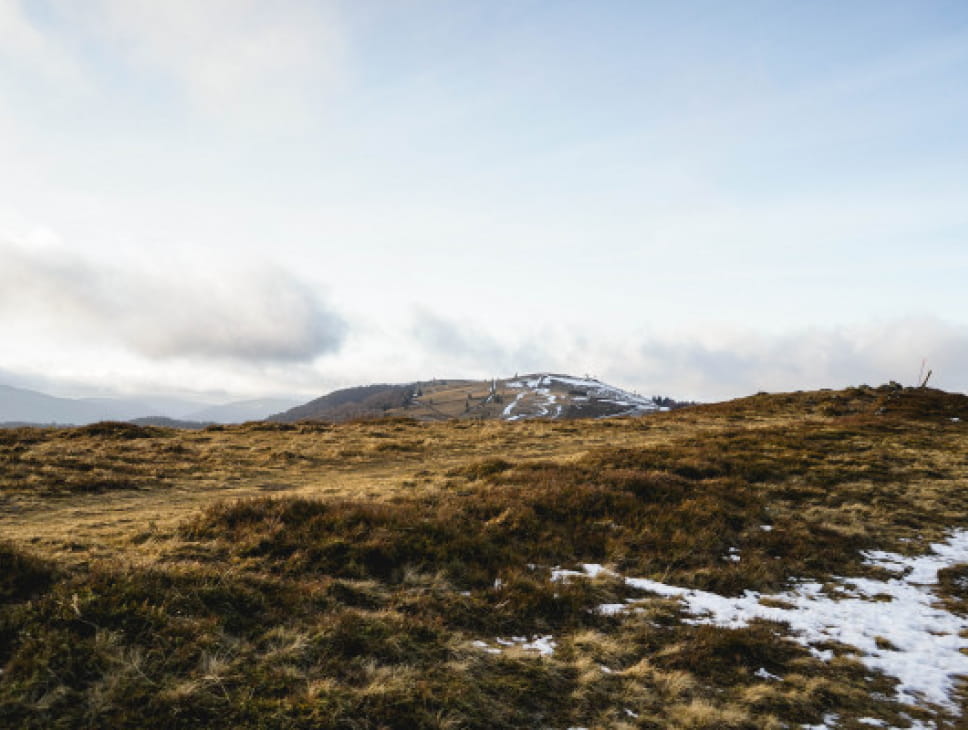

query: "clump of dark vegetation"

left=0, top=543, right=56, bottom=685
left=937, top=563, right=968, bottom=615
left=65, top=422, right=171, bottom=440
left=652, top=395, right=700, bottom=410
left=0, top=542, right=54, bottom=604
left=2, top=385, right=967, bottom=727
left=446, top=457, right=514, bottom=480
left=230, top=421, right=297, bottom=432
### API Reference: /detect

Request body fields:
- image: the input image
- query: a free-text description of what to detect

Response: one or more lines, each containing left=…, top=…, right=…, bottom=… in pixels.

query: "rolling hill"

left=270, top=373, right=684, bottom=423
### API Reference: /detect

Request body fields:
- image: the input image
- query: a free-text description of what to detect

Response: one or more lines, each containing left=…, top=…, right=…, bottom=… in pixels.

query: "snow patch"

left=501, top=391, right=526, bottom=420
left=802, top=712, right=839, bottom=729
left=499, top=373, right=659, bottom=421
left=472, top=634, right=557, bottom=656
left=557, top=530, right=968, bottom=712
left=755, top=667, right=782, bottom=681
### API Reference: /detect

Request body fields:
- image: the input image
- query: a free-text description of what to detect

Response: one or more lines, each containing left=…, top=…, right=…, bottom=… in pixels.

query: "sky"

left=1, top=0, right=967, bottom=403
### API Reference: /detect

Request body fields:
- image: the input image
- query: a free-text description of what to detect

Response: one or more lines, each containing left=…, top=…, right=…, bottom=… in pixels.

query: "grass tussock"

left=0, top=543, right=54, bottom=601
left=937, top=563, right=968, bottom=616
left=64, top=422, right=173, bottom=440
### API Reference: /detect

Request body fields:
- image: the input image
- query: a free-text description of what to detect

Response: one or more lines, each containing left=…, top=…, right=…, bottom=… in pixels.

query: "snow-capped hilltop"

left=271, top=373, right=679, bottom=423
left=500, top=373, right=663, bottom=421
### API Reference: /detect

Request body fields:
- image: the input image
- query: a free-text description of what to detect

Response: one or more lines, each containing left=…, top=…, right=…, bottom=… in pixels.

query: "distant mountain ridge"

left=184, top=398, right=301, bottom=424
left=270, top=373, right=692, bottom=423
left=1, top=376, right=690, bottom=427
left=0, top=384, right=155, bottom=426
left=0, top=384, right=299, bottom=427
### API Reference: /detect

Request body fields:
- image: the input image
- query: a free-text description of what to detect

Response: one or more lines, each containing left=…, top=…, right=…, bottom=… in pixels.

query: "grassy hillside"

left=1, top=384, right=967, bottom=727
left=269, top=374, right=673, bottom=423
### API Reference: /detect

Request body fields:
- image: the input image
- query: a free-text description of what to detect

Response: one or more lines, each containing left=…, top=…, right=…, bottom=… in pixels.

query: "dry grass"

left=1, top=384, right=967, bottom=727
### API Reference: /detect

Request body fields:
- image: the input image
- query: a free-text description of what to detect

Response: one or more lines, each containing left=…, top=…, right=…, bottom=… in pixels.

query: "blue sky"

left=1, top=0, right=967, bottom=402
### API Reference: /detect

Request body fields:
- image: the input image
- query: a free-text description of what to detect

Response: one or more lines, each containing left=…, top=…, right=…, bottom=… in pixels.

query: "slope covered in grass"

left=1, top=385, right=967, bottom=727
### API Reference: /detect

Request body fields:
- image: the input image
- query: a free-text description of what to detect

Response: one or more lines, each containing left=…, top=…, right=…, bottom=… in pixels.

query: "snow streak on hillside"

left=501, top=374, right=661, bottom=421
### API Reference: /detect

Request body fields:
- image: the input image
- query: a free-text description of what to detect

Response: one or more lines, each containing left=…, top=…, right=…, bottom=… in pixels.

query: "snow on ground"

left=539, top=374, right=656, bottom=412
left=553, top=530, right=968, bottom=713
left=501, top=391, right=526, bottom=420
left=802, top=713, right=840, bottom=729
left=500, top=373, right=658, bottom=420
left=472, top=634, right=556, bottom=656
left=502, top=375, right=554, bottom=420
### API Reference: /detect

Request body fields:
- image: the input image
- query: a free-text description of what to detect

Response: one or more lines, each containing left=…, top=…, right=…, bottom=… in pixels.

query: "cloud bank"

left=404, top=312, right=968, bottom=402
left=611, top=320, right=968, bottom=400
left=0, top=240, right=345, bottom=363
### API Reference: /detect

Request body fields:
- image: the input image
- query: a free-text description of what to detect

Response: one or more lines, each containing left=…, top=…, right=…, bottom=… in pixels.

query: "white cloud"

left=0, top=238, right=345, bottom=362
left=0, top=0, right=85, bottom=85
left=85, top=0, right=344, bottom=122
left=410, top=308, right=508, bottom=367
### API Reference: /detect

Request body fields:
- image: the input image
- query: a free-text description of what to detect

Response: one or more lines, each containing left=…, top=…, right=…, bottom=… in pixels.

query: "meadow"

left=1, top=384, right=967, bottom=728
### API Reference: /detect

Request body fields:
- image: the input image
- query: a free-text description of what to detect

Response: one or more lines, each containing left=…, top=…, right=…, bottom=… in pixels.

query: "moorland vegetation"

left=1, top=384, right=967, bottom=727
